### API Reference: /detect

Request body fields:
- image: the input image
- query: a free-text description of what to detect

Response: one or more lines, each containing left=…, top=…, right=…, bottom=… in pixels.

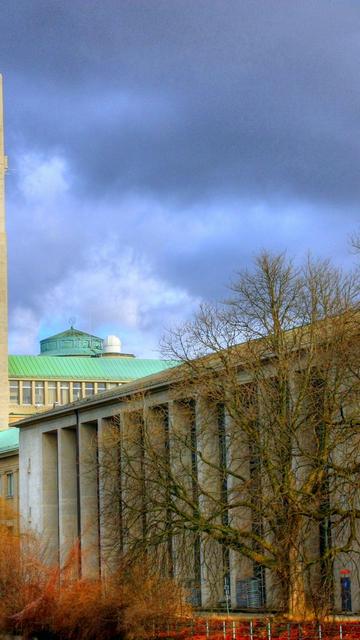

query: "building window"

left=97, top=383, right=106, bottom=393
left=9, top=381, right=19, bottom=404
left=35, top=381, right=44, bottom=405
left=6, top=473, right=14, bottom=498
left=72, top=382, right=82, bottom=401
left=60, top=382, right=70, bottom=405
left=85, top=383, right=94, bottom=397
left=48, top=381, right=57, bottom=405
left=22, top=381, right=32, bottom=405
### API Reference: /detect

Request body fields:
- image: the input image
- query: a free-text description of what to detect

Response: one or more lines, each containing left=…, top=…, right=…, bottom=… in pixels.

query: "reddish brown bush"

left=8, top=548, right=190, bottom=640
left=0, top=500, right=189, bottom=639
left=0, top=498, right=48, bottom=630
left=112, top=560, right=190, bottom=640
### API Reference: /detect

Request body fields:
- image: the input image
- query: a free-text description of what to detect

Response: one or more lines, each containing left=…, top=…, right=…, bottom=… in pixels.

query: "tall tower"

left=0, top=75, right=9, bottom=429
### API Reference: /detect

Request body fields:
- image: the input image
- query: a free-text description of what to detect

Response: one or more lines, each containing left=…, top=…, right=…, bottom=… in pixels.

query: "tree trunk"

left=288, top=543, right=309, bottom=619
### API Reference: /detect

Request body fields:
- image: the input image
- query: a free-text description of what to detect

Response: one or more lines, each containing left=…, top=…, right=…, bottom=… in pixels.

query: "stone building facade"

left=1, top=327, right=174, bottom=512
left=17, top=359, right=360, bottom=614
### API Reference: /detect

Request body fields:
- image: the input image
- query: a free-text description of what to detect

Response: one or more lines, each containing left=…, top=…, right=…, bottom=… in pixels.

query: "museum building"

left=0, top=326, right=174, bottom=511
left=8, top=325, right=173, bottom=422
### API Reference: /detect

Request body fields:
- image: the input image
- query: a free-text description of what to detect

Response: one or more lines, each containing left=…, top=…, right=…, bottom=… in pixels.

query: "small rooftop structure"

left=102, top=334, right=122, bottom=356
left=40, top=327, right=103, bottom=357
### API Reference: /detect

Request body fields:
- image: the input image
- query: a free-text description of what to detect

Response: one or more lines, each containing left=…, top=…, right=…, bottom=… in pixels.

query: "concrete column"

left=78, top=421, right=99, bottom=577
left=196, top=396, right=225, bottom=608
left=144, top=403, right=173, bottom=576
left=58, top=427, right=78, bottom=569
left=42, top=431, right=59, bottom=564
left=44, top=381, right=49, bottom=406
left=0, top=76, right=8, bottom=430
left=97, top=416, right=122, bottom=577
left=120, top=410, right=145, bottom=553
left=170, top=400, right=202, bottom=606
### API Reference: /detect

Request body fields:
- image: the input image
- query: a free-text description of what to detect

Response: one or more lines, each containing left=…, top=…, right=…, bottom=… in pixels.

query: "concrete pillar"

left=196, top=396, right=225, bottom=608
left=120, top=410, right=146, bottom=553
left=145, top=403, right=173, bottom=576
left=58, top=428, right=78, bottom=569
left=42, top=431, right=59, bottom=564
left=98, top=416, right=122, bottom=576
left=78, top=421, right=99, bottom=577
left=170, top=400, right=202, bottom=605
left=0, top=76, right=8, bottom=430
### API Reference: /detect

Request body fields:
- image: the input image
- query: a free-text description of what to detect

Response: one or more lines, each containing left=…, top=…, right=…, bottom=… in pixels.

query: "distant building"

left=9, top=326, right=172, bottom=423
left=0, top=325, right=174, bottom=510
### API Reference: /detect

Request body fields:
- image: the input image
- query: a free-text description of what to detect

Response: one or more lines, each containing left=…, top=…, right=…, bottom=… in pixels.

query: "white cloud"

left=47, top=242, right=198, bottom=325
left=16, top=153, right=70, bottom=202
left=9, top=240, right=200, bottom=357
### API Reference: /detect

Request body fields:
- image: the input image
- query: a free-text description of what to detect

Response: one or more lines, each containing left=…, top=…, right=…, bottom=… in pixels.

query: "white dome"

left=103, top=335, right=122, bottom=354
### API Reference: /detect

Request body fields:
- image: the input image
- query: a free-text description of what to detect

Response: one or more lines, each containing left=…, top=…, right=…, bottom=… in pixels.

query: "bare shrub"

left=10, top=549, right=190, bottom=640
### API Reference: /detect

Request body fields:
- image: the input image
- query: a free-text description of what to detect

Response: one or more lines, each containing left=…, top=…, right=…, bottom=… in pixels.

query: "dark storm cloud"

left=1, top=1, right=360, bottom=353
left=2, top=0, right=360, bottom=205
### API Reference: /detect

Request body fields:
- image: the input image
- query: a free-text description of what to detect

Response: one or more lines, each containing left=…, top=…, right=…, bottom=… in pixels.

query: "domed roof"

left=103, top=335, right=122, bottom=354
left=40, top=327, right=103, bottom=357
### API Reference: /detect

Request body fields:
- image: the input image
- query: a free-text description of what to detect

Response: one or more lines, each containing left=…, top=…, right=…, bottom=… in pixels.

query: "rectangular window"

left=72, top=382, right=82, bottom=401
left=22, top=381, right=32, bottom=405
left=6, top=473, right=14, bottom=498
left=48, top=381, right=57, bottom=405
left=35, top=381, right=44, bottom=405
left=9, top=381, right=19, bottom=404
left=60, top=382, right=70, bottom=405
left=97, top=383, right=106, bottom=393
left=85, top=383, right=94, bottom=397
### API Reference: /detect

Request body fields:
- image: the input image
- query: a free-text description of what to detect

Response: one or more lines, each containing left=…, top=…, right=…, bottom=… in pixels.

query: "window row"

left=9, top=380, right=121, bottom=406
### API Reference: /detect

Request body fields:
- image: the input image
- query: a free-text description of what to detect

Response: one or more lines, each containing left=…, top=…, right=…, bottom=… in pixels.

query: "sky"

left=1, top=1, right=360, bottom=356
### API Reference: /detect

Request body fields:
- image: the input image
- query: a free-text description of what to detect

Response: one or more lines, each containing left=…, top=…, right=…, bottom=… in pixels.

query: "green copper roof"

left=8, top=355, right=176, bottom=381
left=0, top=428, right=19, bottom=454
left=40, top=327, right=103, bottom=357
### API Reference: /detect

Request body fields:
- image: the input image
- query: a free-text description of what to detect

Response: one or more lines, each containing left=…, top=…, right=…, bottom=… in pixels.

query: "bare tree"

left=350, top=231, right=360, bottom=254
left=99, top=252, right=360, bottom=618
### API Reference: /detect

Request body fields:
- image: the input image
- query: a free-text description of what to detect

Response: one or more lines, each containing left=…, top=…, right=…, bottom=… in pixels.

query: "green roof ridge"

left=8, top=354, right=176, bottom=381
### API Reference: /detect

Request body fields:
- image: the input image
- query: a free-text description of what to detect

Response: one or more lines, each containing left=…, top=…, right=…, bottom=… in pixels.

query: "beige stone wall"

left=0, top=76, right=9, bottom=431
